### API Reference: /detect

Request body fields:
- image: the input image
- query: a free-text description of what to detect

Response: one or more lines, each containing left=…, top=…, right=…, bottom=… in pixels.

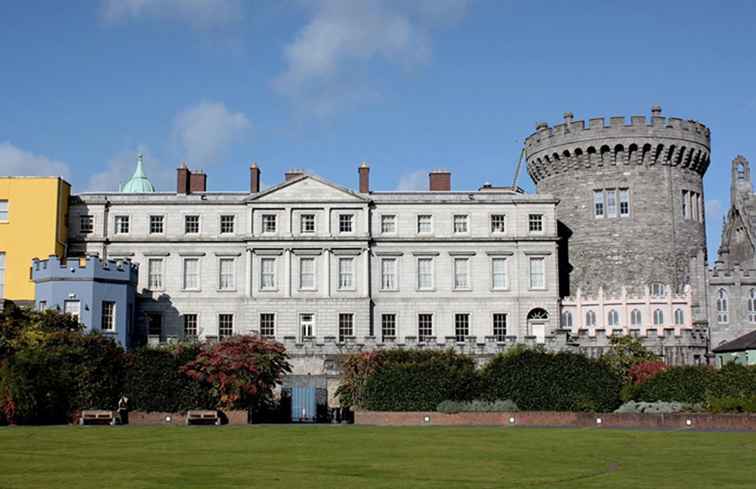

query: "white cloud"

left=0, top=142, right=71, bottom=179
left=172, top=101, right=251, bottom=165
left=273, top=0, right=469, bottom=115
left=396, top=170, right=426, bottom=191
left=86, top=147, right=174, bottom=192
left=100, top=0, right=242, bottom=28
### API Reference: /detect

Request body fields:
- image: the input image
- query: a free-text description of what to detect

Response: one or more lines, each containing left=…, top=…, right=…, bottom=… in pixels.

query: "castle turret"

left=524, top=107, right=711, bottom=315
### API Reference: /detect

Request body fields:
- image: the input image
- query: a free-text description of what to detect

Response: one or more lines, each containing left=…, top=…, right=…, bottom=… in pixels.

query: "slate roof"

left=712, top=329, right=756, bottom=353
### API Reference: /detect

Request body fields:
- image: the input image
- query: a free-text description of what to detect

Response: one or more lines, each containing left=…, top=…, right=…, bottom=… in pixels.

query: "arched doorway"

left=527, top=308, right=549, bottom=344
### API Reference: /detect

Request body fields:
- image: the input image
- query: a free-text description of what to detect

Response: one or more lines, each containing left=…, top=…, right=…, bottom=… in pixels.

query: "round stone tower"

left=524, top=106, right=710, bottom=300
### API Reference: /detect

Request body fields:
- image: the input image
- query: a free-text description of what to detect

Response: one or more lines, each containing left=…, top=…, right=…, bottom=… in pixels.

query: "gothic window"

left=653, top=309, right=664, bottom=326
left=630, top=309, right=642, bottom=326
left=674, top=308, right=684, bottom=325
left=717, top=289, right=729, bottom=324
left=585, top=310, right=596, bottom=327
left=607, top=309, right=619, bottom=327
left=750, top=289, right=756, bottom=323
left=561, top=310, right=573, bottom=328
left=650, top=283, right=666, bottom=297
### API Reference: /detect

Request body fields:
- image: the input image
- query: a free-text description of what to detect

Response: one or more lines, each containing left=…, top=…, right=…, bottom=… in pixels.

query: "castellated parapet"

left=31, top=255, right=139, bottom=284
left=524, top=107, right=710, bottom=322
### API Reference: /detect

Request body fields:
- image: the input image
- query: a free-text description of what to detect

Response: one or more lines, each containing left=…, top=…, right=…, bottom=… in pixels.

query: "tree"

left=181, top=335, right=291, bottom=410
left=602, top=335, right=660, bottom=382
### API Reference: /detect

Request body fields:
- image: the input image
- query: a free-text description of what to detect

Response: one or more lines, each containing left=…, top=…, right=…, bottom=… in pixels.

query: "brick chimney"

left=358, top=162, right=370, bottom=193
left=250, top=162, right=261, bottom=193
left=177, top=162, right=190, bottom=194
left=429, top=170, right=451, bottom=191
left=189, top=170, right=207, bottom=192
left=285, top=169, right=305, bottom=181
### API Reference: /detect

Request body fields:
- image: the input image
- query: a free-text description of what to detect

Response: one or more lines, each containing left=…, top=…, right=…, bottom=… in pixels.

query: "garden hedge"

left=361, top=350, right=479, bottom=411
left=634, top=363, right=756, bottom=406
left=479, top=348, right=623, bottom=412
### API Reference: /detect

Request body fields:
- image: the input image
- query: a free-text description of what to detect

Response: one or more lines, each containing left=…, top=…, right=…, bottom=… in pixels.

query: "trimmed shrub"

left=125, top=345, right=216, bottom=413
left=361, top=350, right=479, bottom=411
left=614, top=400, right=696, bottom=414
left=437, top=399, right=518, bottom=413
left=480, top=348, right=622, bottom=412
left=634, top=366, right=718, bottom=404
left=705, top=395, right=756, bottom=413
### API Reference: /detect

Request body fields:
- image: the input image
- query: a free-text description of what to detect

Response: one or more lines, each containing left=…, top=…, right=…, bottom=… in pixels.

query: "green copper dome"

left=120, top=154, right=155, bottom=193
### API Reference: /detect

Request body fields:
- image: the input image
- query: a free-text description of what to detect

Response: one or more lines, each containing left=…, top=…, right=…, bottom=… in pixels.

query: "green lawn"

left=1, top=425, right=755, bottom=488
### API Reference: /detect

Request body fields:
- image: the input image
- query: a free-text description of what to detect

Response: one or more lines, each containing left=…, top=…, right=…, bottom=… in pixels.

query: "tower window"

left=619, top=189, right=630, bottom=216
left=594, top=190, right=604, bottom=218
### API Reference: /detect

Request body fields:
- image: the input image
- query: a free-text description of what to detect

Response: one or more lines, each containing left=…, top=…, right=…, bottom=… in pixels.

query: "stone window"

left=630, top=309, right=642, bottom=327
left=381, top=215, right=396, bottom=234
left=80, top=215, right=94, bottom=234
left=418, top=314, right=433, bottom=342
left=183, top=314, right=198, bottom=338
left=147, top=258, right=163, bottom=290
left=653, top=309, right=664, bottom=326
left=218, top=258, right=235, bottom=290
left=260, top=313, right=275, bottom=337
left=149, top=215, right=164, bottom=234
left=749, top=289, right=756, bottom=323
left=674, top=308, right=684, bottom=325
left=493, top=313, right=507, bottom=342
left=381, top=314, right=396, bottom=340
left=260, top=258, right=276, bottom=290
left=417, top=257, right=434, bottom=290
left=492, top=257, right=507, bottom=290
left=491, top=214, right=506, bottom=233
left=593, top=191, right=604, bottom=218
left=299, top=257, right=316, bottom=290
left=220, top=215, right=235, bottom=234
left=183, top=258, right=200, bottom=290
left=585, top=310, right=596, bottom=327
left=607, top=309, right=619, bottom=327
left=101, top=301, right=116, bottom=331
left=262, top=214, right=277, bottom=233
left=301, top=214, right=316, bottom=233
left=417, top=215, right=432, bottom=234
left=717, top=288, right=728, bottom=323
left=528, top=214, right=543, bottom=232
left=455, top=313, right=470, bottom=342
left=453, top=258, right=470, bottom=290
left=114, top=215, right=130, bottom=234
left=682, top=190, right=689, bottom=219
left=338, top=313, right=354, bottom=343
left=380, top=258, right=397, bottom=290
left=561, top=311, right=572, bottom=328
left=218, top=314, right=234, bottom=339
left=453, top=215, right=469, bottom=234
left=606, top=189, right=617, bottom=218
left=619, top=189, right=630, bottom=216
left=0, top=200, right=7, bottom=221
left=338, top=257, right=354, bottom=290
left=339, top=214, right=353, bottom=233
left=185, top=215, right=200, bottom=234
left=528, top=257, right=545, bottom=289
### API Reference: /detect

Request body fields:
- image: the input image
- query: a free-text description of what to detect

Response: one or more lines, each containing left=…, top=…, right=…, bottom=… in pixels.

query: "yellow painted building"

left=0, top=177, right=70, bottom=302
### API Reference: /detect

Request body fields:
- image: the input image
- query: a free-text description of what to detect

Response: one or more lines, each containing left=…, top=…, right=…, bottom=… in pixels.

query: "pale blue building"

left=32, top=256, right=139, bottom=348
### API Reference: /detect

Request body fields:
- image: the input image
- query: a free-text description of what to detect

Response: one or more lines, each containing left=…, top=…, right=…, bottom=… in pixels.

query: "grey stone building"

left=709, top=155, right=756, bottom=348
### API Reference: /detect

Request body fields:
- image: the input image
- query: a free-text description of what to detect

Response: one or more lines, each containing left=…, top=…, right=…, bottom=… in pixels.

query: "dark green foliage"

left=480, top=348, right=623, bottom=412
left=361, top=349, right=479, bottom=411
left=125, top=345, right=216, bottom=412
left=634, top=366, right=718, bottom=403
left=705, top=395, right=756, bottom=413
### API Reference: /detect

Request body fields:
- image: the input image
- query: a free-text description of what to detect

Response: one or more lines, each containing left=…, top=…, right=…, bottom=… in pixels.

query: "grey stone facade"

left=524, top=107, right=710, bottom=325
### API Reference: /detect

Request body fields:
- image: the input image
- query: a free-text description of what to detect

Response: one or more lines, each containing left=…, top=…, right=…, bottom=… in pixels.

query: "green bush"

left=361, top=349, right=479, bottom=411
left=705, top=395, right=756, bottom=413
left=634, top=366, right=719, bottom=404
left=437, top=399, right=518, bottom=413
left=125, top=345, right=216, bottom=412
left=480, top=348, right=622, bottom=412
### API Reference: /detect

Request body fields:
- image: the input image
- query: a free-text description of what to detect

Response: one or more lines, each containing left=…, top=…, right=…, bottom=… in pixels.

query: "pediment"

left=248, top=175, right=367, bottom=203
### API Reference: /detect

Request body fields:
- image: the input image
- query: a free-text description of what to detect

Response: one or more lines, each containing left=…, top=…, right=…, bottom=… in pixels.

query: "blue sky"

left=1, top=1, right=755, bottom=259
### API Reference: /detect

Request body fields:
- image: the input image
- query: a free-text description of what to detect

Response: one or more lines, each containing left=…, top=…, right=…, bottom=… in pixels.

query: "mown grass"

left=1, top=425, right=755, bottom=488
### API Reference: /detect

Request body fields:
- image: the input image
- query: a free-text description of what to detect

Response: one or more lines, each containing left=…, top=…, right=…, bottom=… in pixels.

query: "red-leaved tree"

left=628, top=361, right=668, bottom=385
left=181, top=335, right=291, bottom=410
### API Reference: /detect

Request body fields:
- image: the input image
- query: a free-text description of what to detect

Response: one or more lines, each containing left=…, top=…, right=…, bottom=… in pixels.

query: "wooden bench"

left=80, top=410, right=116, bottom=426
left=186, top=410, right=220, bottom=426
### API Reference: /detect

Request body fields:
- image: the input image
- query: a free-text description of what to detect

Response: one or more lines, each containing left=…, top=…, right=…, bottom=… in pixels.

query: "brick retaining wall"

left=127, top=410, right=248, bottom=425
left=355, top=411, right=756, bottom=431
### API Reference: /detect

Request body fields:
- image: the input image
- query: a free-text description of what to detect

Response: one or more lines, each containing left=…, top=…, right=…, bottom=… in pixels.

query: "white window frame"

left=490, top=214, right=506, bottom=234
left=80, top=215, right=94, bottom=234
left=594, top=190, right=604, bottom=218
left=491, top=257, right=508, bottom=290
left=149, top=215, right=164, bottom=234
left=619, top=188, right=630, bottom=217
left=417, top=257, right=434, bottom=291
left=114, top=215, right=130, bottom=234
left=259, top=313, right=276, bottom=337
left=674, top=308, right=684, bottom=325
left=299, top=313, right=315, bottom=340
left=337, top=257, right=354, bottom=290
left=300, top=214, right=316, bottom=234
left=607, top=309, right=619, bottom=327
left=183, top=314, right=198, bottom=338
left=260, top=257, right=277, bottom=290
left=606, top=189, right=617, bottom=218
left=147, top=258, right=164, bottom=291
left=528, top=214, right=543, bottom=233
left=64, top=299, right=81, bottom=320
left=381, top=313, right=397, bottom=340
left=220, top=215, right=235, bottom=234
left=454, top=313, right=470, bottom=342
left=218, top=257, right=236, bottom=291
left=299, top=257, right=317, bottom=290
left=101, top=301, right=116, bottom=331
left=653, top=309, right=664, bottom=326
left=339, top=214, right=354, bottom=234
left=184, top=215, right=200, bottom=234
left=417, top=313, right=433, bottom=342
left=380, top=258, right=398, bottom=291
left=182, top=257, right=201, bottom=291
left=453, top=257, right=470, bottom=290
left=338, top=313, right=354, bottom=343
left=528, top=256, right=546, bottom=290
left=630, top=309, right=642, bottom=327
left=218, top=314, right=234, bottom=339
left=453, top=214, right=469, bottom=234
left=262, top=214, right=277, bottom=234
left=417, top=214, right=432, bottom=234
left=381, top=214, right=397, bottom=234
left=493, top=313, right=508, bottom=341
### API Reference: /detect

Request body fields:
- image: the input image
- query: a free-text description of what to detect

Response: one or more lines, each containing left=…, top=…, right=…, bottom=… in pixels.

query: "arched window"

left=674, top=308, right=684, bottom=325
left=630, top=309, right=642, bottom=326
left=650, top=283, right=666, bottom=297
left=585, top=310, right=596, bottom=327
left=561, top=311, right=573, bottom=328
left=607, top=309, right=619, bottom=327
left=749, top=289, right=756, bottom=323
left=717, top=289, right=729, bottom=323
left=527, top=308, right=549, bottom=321
left=653, top=309, right=664, bottom=326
